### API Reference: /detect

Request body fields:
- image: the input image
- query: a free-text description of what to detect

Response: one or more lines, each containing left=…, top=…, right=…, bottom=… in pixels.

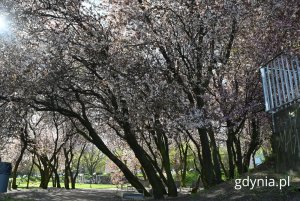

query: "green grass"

left=16, top=180, right=116, bottom=189
left=68, top=183, right=116, bottom=189
left=17, top=182, right=39, bottom=188
left=185, top=171, right=199, bottom=186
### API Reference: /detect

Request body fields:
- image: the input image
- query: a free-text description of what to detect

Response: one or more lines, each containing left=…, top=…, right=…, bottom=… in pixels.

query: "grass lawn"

left=15, top=180, right=116, bottom=189
left=67, top=183, right=116, bottom=189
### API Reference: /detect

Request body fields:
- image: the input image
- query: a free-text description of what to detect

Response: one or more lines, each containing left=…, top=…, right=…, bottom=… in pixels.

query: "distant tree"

left=82, top=145, right=105, bottom=176
left=63, top=134, right=86, bottom=189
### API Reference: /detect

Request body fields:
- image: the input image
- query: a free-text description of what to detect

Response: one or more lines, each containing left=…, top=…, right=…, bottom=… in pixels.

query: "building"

left=260, top=53, right=300, bottom=173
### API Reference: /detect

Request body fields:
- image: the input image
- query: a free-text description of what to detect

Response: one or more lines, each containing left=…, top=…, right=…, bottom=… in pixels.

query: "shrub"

left=185, top=171, right=199, bottom=186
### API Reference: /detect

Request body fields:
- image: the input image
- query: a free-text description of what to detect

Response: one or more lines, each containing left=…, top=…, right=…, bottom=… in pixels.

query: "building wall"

left=273, top=103, right=300, bottom=173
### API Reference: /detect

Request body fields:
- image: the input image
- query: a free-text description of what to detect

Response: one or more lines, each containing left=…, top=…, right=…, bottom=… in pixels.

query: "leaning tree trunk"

left=44, top=93, right=150, bottom=196
left=186, top=129, right=204, bottom=193
left=180, top=143, right=189, bottom=188
left=140, top=167, right=147, bottom=181
left=160, top=149, right=177, bottom=197
left=154, top=117, right=178, bottom=197
left=81, top=123, right=150, bottom=196
left=26, top=156, right=35, bottom=189
left=125, top=133, right=167, bottom=199
left=243, top=118, right=260, bottom=172
left=13, top=125, right=29, bottom=189
left=193, top=86, right=217, bottom=188
left=117, top=100, right=167, bottom=199
left=12, top=146, right=27, bottom=189
left=217, top=150, right=228, bottom=179
left=71, top=144, right=86, bottom=189
left=96, top=143, right=150, bottom=196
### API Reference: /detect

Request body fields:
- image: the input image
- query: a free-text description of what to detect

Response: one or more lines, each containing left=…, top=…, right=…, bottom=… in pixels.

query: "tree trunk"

left=243, top=118, right=260, bottom=172
left=142, top=136, right=168, bottom=187
left=234, top=136, right=243, bottom=175
left=154, top=117, right=177, bottom=197
left=64, top=167, right=70, bottom=189
left=124, top=130, right=167, bottom=199
left=79, top=119, right=150, bottom=196
left=252, top=151, right=257, bottom=168
left=70, top=171, right=76, bottom=189
left=39, top=96, right=150, bottom=196
left=186, top=130, right=203, bottom=193
left=64, top=148, right=71, bottom=189
left=12, top=146, right=26, bottom=189
left=140, top=167, right=147, bottom=181
left=226, top=139, right=235, bottom=179
left=198, top=127, right=216, bottom=187
left=71, top=144, right=86, bottom=189
left=98, top=143, right=150, bottom=196
left=226, top=122, right=235, bottom=179
left=13, top=125, right=29, bottom=189
left=162, top=157, right=177, bottom=197
left=208, top=126, right=222, bottom=184
left=192, top=84, right=216, bottom=188
left=40, top=172, right=51, bottom=189
left=180, top=143, right=189, bottom=187
left=52, top=175, right=56, bottom=187
left=39, top=169, right=51, bottom=189
left=52, top=156, right=61, bottom=188
left=117, top=100, right=168, bottom=199
left=38, top=157, right=52, bottom=189
left=54, top=171, right=61, bottom=188
left=217, top=150, right=228, bottom=179
left=26, top=156, right=35, bottom=189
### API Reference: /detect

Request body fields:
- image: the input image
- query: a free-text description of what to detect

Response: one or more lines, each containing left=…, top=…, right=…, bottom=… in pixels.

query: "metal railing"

left=260, top=54, right=300, bottom=112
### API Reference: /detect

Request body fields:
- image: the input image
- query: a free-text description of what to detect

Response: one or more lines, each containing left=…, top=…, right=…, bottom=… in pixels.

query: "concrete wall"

left=273, top=103, right=300, bottom=173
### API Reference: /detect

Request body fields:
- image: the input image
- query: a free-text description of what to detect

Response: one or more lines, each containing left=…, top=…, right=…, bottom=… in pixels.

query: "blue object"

left=0, top=162, right=12, bottom=193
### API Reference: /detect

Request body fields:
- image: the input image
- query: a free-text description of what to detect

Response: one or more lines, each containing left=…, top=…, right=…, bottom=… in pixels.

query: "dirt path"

left=1, top=189, right=122, bottom=201
left=2, top=168, right=300, bottom=201
left=2, top=185, right=300, bottom=201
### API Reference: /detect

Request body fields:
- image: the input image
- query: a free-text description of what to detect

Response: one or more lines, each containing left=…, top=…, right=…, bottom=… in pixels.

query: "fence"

left=260, top=54, right=300, bottom=112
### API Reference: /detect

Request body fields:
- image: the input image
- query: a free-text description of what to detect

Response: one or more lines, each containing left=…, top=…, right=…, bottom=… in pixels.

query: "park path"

left=0, top=188, right=193, bottom=201
left=3, top=188, right=123, bottom=201
left=2, top=173, right=300, bottom=201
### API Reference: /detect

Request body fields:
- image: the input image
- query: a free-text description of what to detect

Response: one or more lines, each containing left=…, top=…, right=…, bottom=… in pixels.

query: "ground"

left=2, top=162, right=300, bottom=201
left=1, top=189, right=121, bottom=201
left=2, top=181, right=300, bottom=201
